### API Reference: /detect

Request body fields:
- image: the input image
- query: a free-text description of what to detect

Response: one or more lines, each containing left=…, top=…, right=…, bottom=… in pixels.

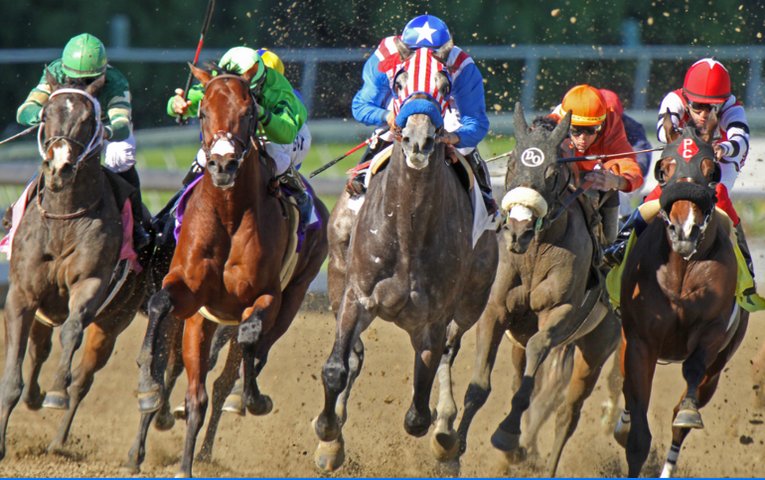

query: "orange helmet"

left=683, top=58, right=730, bottom=104
left=560, top=84, right=607, bottom=126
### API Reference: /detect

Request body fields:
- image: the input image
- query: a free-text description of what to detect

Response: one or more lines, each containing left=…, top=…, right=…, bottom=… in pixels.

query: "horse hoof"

left=222, top=393, right=245, bottom=416
left=502, top=446, right=527, bottom=465
left=196, top=448, right=212, bottom=463
left=137, top=390, right=162, bottom=413
left=430, top=430, right=460, bottom=462
left=47, top=441, right=65, bottom=455
left=246, top=394, right=273, bottom=416
left=314, top=437, right=345, bottom=472
left=154, top=411, right=176, bottom=431
left=490, top=427, right=520, bottom=453
left=42, top=391, right=69, bottom=410
left=673, top=408, right=704, bottom=429
left=404, top=407, right=431, bottom=437
left=172, top=402, right=186, bottom=420
left=313, top=415, right=340, bottom=442
left=24, top=390, right=46, bottom=411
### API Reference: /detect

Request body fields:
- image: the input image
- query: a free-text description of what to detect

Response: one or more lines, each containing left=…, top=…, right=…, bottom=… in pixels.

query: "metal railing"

left=2, top=44, right=764, bottom=115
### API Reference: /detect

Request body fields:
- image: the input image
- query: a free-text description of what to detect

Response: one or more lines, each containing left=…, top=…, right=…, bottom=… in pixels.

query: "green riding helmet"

left=218, top=46, right=266, bottom=87
left=61, top=33, right=108, bottom=78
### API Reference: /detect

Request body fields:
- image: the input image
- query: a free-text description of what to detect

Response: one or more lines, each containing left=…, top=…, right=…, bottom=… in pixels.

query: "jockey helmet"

left=61, top=33, right=107, bottom=78
left=218, top=46, right=266, bottom=84
left=257, top=48, right=285, bottom=76
left=560, top=84, right=608, bottom=127
left=401, top=14, right=451, bottom=49
left=683, top=58, right=731, bottom=104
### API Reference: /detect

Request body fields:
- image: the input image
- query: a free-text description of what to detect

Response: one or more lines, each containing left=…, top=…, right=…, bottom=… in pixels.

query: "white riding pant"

left=103, top=133, right=137, bottom=173
left=194, top=124, right=312, bottom=176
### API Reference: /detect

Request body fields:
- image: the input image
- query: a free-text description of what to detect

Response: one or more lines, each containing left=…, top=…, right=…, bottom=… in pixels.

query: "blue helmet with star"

left=401, top=14, right=451, bottom=49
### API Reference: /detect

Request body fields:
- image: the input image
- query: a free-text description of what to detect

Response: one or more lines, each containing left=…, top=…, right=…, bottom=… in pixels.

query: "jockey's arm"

left=16, top=65, right=55, bottom=126
left=102, top=69, right=133, bottom=141
left=258, top=69, right=307, bottom=145
left=166, top=83, right=205, bottom=120
left=655, top=91, right=684, bottom=143
left=716, top=103, right=750, bottom=171
left=351, top=54, right=393, bottom=127
left=602, top=113, right=643, bottom=192
left=449, top=64, right=489, bottom=149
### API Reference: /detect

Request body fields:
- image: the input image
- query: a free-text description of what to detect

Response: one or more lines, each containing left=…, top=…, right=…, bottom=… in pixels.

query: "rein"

left=35, top=173, right=102, bottom=220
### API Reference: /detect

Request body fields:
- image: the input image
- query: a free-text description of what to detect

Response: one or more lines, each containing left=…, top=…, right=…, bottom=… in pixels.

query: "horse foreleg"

left=457, top=303, right=507, bottom=456
left=314, top=290, right=374, bottom=472
left=622, top=336, right=658, bottom=478
left=431, top=321, right=463, bottom=462
left=155, top=315, right=185, bottom=429
left=405, top=320, right=446, bottom=438
left=44, top=278, right=104, bottom=410
left=177, top=314, right=216, bottom=478
left=0, top=289, right=36, bottom=461
left=238, top=295, right=278, bottom=416
left=22, top=320, right=53, bottom=410
left=49, top=323, right=117, bottom=453
left=673, top=346, right=712, bottom=430
left=197, top=338, right=241, bottom=463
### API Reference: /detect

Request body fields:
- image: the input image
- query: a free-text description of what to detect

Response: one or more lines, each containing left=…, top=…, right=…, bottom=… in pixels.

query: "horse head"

left=190, top=63, right=260, bottom=190
left=657, top=127, right=720, bottom=259
left=500, top=102, right=571, bottom=253
left=38, top=69, right=105, bottom=192
left=390, top=45, right=451, bottom=169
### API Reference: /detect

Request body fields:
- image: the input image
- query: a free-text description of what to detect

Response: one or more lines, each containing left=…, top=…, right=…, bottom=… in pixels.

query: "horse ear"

left=190, top=62, right=212, bottom=84
left=513, top=102, right=529, bottom=136
left=85, top=74, right=106, bottom=96
left=393, top=36, right=412, bottom=61
left=433, top=39, right=454, bottom=63
left=551, top=109, right=572, bottom=145
left=662, top=108, right=679, bottom=143
left=45, top=66, right=60, bottom=92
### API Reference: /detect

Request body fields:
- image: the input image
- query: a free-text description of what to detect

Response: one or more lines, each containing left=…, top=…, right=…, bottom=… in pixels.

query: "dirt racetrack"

left=0, top=301, right=764, bottom=478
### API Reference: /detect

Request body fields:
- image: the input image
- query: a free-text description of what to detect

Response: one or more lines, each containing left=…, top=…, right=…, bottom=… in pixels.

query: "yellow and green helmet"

left=61, top=33, right=107, bottom=78
left=218, top=46, right=266, bottom=84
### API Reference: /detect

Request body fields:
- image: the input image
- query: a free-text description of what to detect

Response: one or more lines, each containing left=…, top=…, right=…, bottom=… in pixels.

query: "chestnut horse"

left=0, top=75, right=148, bottom=459
left=614, top=126, right=747, bottom=477
left=456, top=104, right=620, bottom=476
left=314, top=42, right=498, bottom=472
left=132, top=63, right=328, bottom=477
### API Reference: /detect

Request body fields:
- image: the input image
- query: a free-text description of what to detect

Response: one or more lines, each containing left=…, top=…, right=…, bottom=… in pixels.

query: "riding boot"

left=468, top=150, right=498, bottom=216
left=346, top=134, right=393, bottom=196
left=735, top=223, right=756, bottom=279
left=2, top=174, right=39, bottom=233
left=278, top=165, right=313, bottom=233
left=603, top=208, right=648, bottom=267
left=182, top=161, right=204, bottom=187
left=117, top=166, right=152, bottom=251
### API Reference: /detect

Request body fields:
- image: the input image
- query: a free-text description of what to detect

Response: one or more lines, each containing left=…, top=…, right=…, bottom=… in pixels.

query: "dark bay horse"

left=456, top=103, right=620, bottom=476
left=614, top=126, right=747, bottom=477
left=314, top=42, right=499, bottom=472
left=131, top=63, right=328, bottom=477
left=0, top=74, right=147, bottom=459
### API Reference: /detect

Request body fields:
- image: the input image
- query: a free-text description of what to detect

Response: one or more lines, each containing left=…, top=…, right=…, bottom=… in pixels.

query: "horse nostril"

left=402, top=136, right=410, bottom=145
left=225, top=161, right=238, bottom=174
left=423, top=137, right=434, bottom=151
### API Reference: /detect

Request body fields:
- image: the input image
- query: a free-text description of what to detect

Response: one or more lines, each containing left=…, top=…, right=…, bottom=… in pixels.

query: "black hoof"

left=491, top=426, right=520, bottom=452
left=404, top=407, right=431, bottom=437
left=246, top=394, right=273, bottom=416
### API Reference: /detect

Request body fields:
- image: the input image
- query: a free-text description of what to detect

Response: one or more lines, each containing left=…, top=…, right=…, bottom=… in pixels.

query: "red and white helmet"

left=682, top=58, right=731, bottom=104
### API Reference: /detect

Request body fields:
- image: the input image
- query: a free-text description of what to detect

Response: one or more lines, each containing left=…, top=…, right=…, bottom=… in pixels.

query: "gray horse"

left=314, top=97, right=498, bottom=470
left=456, top=103, right=620, bottom=476
left=0, top=74, right=147, bottom=459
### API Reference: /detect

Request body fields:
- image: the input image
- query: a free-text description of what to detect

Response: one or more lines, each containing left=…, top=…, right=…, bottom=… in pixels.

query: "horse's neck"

left=206, top=150, right=270, bottom=228
left=42, top=157, right=105, bottom=214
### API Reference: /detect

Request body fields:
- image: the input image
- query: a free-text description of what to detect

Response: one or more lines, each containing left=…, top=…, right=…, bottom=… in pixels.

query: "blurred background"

left=1, top=0, right=764, bottom=229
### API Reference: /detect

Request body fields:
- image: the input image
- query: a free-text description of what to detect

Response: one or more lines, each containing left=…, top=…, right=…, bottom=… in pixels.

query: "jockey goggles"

left=569, top=124, right=603, bottom=137
left=688, top=101, right=719, bottom=113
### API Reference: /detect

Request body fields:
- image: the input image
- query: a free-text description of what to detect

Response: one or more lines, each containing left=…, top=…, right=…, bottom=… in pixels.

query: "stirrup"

left=603, top=240, right=627, bottom=268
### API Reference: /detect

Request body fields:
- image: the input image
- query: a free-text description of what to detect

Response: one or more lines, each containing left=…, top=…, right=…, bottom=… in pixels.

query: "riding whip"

left=177, top=0, right=216, bottom=123
left=557, top=146, right=663, bottom=163
left=308, top=128, right=390, bottom=178
left=0, top=125, right=38, bottom=147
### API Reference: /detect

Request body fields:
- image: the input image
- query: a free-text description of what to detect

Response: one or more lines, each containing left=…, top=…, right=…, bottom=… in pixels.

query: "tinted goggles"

left=569, top=124, right=603, bottom=137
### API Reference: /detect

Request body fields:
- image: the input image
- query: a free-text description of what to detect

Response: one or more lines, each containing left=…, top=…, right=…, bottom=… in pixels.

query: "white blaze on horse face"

left=680, top=207, right=696, bottom=239
left=508, top=205, right=534, bottom=222
left=65, top=98, right=74, bottom=114
left=210, top=137, right=236, bottom=157
left=51, top=142, right=73, bottom=171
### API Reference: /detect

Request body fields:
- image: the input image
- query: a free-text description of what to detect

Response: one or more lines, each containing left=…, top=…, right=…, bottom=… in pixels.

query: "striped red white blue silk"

left=392, top=47, right=450, bottom=118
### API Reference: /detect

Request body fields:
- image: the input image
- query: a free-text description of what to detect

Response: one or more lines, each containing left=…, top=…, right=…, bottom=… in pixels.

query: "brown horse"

left=456, top=103, right=620, bottom=476
left=613, top=126, right=747, bottom=477
left=314, top=42, right=499, bottom=472
left=131, top=64, right=328, bottom=477
left=0, top=75, right=148, bottom=459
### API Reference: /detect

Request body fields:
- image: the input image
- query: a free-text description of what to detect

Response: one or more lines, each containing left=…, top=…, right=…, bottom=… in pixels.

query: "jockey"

left=349, top=14, right=496, bottom=215
left=169, top=46, right=312, bottom=229
left=11, top=33, right=150, bottom=249
left=611, top=59, right=757, bottom=282
left=599, top=89, right=653, bottom=221
left=549, top=84, right=644, bottom=245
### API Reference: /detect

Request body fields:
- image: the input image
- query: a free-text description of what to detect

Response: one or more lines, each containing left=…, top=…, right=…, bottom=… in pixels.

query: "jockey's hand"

left=713, top=144, right=727, bottom=160
left=171, top=88, right=192, bottom=116
left=437, top=132, right=460, bottom=145
left=386, top=111, right=402, bottom=139
left=585, top=169, right=626, bottom=192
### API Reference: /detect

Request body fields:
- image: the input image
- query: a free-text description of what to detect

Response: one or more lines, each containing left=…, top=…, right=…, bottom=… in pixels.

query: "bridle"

left=198, top=74, right=260, bottom=168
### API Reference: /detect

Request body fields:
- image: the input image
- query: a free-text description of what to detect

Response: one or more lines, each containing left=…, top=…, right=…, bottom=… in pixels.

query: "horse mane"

left=531, top=115, right=558, bottom=132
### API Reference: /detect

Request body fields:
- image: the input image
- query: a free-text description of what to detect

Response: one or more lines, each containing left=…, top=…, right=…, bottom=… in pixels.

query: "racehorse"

left=613, top=125, right=748, bottom=477
left=131, top=63, right=328, bottom=477
left=456, top=103, right=620, bottom=476
left=313, top=41, right=499, bottom=472
left=0, top=73, right=148, bottom=459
